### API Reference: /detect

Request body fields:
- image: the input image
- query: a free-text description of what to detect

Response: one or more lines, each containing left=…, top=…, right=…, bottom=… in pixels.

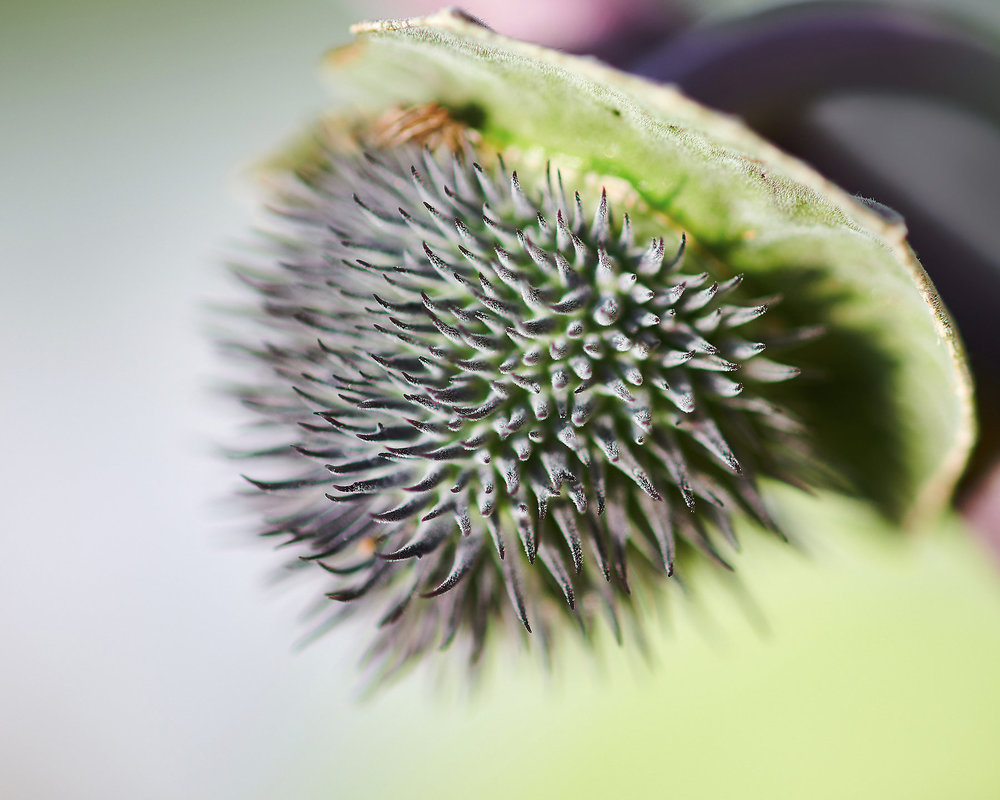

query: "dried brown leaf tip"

left=371, top=103, right=478, bottom=151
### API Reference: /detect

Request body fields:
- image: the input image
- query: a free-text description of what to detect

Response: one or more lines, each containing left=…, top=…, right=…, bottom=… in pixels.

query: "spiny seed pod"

left=237, top=124, right=813, bottom=671
left=226, top=10, right=974, bottom=680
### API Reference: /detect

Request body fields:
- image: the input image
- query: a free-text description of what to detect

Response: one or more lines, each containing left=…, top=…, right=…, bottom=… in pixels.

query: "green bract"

left=237, top=9, right=975, bottom=678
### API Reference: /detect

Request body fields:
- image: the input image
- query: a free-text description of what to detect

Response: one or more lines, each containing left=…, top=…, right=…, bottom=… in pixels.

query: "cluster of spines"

left=234, top=135, right=809, bottom=677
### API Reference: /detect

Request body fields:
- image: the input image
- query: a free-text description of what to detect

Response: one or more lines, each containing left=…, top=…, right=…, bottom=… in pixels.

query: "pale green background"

left=2, top=1, right=999, bottom=799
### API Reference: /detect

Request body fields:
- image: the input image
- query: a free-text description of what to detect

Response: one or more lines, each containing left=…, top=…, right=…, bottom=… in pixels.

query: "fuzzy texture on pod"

left=230, top=111, right=819, bottom=678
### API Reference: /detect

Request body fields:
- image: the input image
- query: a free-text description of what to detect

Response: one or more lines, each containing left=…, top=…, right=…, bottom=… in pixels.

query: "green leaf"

left=307, top=8, right=974, bottom=525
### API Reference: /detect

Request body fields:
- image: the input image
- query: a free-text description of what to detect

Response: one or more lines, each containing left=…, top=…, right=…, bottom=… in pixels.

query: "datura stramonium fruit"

left=228, top=9, right=975, bottom=678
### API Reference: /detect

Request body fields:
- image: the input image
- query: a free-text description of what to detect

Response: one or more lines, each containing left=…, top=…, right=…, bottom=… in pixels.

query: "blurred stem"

left=632, top=3, right=1000, bottom=127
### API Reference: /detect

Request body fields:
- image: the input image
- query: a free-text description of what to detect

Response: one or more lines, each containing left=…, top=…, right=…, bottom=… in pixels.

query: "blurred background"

left=3, top=0, right=1000, bottom=798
